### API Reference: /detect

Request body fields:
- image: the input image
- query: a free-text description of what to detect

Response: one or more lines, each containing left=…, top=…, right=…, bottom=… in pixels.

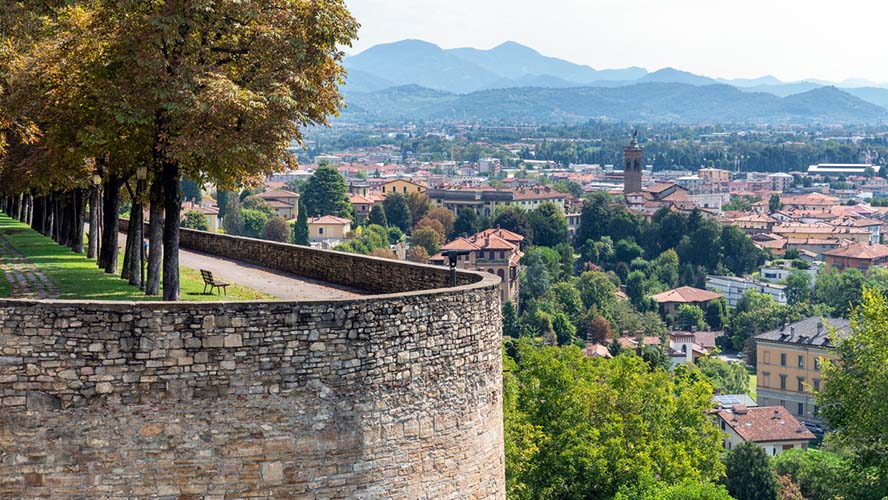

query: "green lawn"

left=0, top=214, right=271, bottom=301
left=748, top=371, right=757, bottom=402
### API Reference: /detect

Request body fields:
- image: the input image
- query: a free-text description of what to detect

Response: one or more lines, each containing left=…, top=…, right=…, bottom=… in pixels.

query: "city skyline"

left=346, top=0, right=888, bottom=84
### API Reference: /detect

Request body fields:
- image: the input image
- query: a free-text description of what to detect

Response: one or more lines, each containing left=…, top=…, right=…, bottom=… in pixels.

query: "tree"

left=368, top=204, right=387, bottom=227
left=724, top=442, right=778, bottom=500
left=696, top=357, right=749, bottom=394
left=551, top=312, right=577, bottom=346
left=772, top=448, right=888, bottom=500
left=87, top=2, right=358, bottom=300
left=819, top=289, right=888, bottom=476
left=222, top=201, right=245, bottom=236
left=705, top=298, right=728, bottom=330
left=181, top=210, right=208, bottom=231
left=216, top=190, right=233, bottom=220
left=784, top=269, right=812, bottom=306
left=675, top=304, right=705, bottom=331
left=293, top=200, right=310, bottom=245
left=405, top=191, right=431, bottom=225
left=493, top=206, right=533, bottom=244
left=263, top=216, right=290, bottom=242
left=585, top=315, right=613, bottom=343
left=414, top=216, right=445, bottom=241
left=382, top=193, right=411, bottom=233
left=406, top=246, right=429, bottom=263
left=721, top=225, right=763, bottom=275
left=301, top=165, right=354, bottom=219
left=814, top=268, right=864, bottom=317
left=575, top=192, right=613, bottom=244
left=503, top=301, right=521, bottom=338
left=412, top=226, right=443, bottom=256
left=242, top=209, right=269, bottom=239
left=775, top=476, right=805, bottom=500
left=504, top=340, right=724, bottom=499
left=769, top=194, right=783, bottom=213
left=453, top=208, right=481, bottom=237
left=528, top=202, right=568, bottom=248
left=576, top=270, right=617, bottom=312
left=181, top=178, right=202, bottom=203
left=425, top=207, right=455, bottom=237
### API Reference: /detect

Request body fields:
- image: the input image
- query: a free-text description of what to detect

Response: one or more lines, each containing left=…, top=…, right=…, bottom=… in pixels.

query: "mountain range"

left=340, top=39, right=888, bottom=123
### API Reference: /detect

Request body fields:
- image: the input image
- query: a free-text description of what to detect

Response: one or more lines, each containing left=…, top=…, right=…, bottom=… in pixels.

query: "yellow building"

left=755, top=317, right=850, bottom=422
left=307, top=216, right=352, bottom=243
left=380, top=179, right=426, bottom=196
left=698, top=168, right=730, bottom=184
left=771, top=223, right=871, bottom=243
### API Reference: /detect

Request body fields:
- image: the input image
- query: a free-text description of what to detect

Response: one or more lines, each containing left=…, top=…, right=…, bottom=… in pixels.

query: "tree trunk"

left=146, top=177, right=164, bottom=296
left=72, top=189, right=86, bottom=254
left=31, top=196, right=42, bottom=233
left=122, top=184, right=138, bottom=282
left=62, top=191, right=75, bottom=248
left=100, top=174, right=122, bottom=274
left=161, top=160, right=181, bottom=301
left=87, top=186, right=99, bottom=258
left=128, top=199, right=143, bottom=287
left=20, top=194, right=29, bottom=224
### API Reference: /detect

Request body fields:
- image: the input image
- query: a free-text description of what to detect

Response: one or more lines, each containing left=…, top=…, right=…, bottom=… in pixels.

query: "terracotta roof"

left=645, top=182, right=676, bottom=194
left=307, top=216, right=351, bottom=225
left=651, top=286, right=722, bottom=304
left=257, top=189, right=300, bottom=199
left=477, top=227, right=525, bottom=243
left=824, top=242, right=888, bottom=260
left=439, top=238, right=480, bottom=252
left=584, top=343, right=613, bottom=359
left=349, top=194, right=373, bottom=204
left=717, top=406, right=815, bottom=443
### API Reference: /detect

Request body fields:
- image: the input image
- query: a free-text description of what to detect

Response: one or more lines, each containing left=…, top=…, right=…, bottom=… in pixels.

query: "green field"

left=0, top=214, right=271, bottom=301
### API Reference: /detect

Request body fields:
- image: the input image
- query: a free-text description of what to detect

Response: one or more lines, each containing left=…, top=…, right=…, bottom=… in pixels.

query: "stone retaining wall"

left=119, top=219, right=475, bottom=293
left=0, top=234, right=505, bottom=498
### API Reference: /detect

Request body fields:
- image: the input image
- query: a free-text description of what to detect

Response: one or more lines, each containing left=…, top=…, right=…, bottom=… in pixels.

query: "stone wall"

left=0, top=246, right=505, bottom=498
left=119, top=219, right=475, bottom=293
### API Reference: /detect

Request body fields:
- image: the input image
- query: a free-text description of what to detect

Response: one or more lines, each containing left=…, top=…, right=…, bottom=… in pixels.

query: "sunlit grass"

left=0, top=214, right=272, bottom=301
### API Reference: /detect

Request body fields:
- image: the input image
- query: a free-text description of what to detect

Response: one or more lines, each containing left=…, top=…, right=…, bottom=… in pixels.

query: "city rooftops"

left=807, top=163, right=872, bottom=175
left=651, top=286, right=722, bottom=304
left=823, top=242, right=888, bottom=260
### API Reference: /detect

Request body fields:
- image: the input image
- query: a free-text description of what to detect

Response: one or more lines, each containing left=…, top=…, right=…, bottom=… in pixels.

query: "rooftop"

left=651, top=286, right=722, bottom=304
left=755, top=316, right=849, bottom=347
left=717, top=406, right=815, bottom=443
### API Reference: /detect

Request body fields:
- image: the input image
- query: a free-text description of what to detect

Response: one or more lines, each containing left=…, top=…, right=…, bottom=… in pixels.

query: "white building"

left=759, top=260, right=821, bottom=285
left=706, top=275, right=787, bottom=307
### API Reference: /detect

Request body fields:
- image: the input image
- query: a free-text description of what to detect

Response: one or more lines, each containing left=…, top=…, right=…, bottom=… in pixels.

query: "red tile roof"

left=307, top=216, right=351, bottom=225
left=824, top=242, right=888, bottom=260
left=717, top=406, right=815, bottom=443
left=651, top=286, right=722, bottom=304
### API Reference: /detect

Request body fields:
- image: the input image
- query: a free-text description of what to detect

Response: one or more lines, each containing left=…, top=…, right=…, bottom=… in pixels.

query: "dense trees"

left=293, top=200, right=310, bottom=246
left=724, top=442, right=778, bottom=500
left=504, top=340, right=724, bottom=499
left=0, top=1, right=358, bottom=300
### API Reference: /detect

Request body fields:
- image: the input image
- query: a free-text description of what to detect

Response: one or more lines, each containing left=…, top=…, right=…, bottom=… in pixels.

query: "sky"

left=345, top=0, right=888, bottom=84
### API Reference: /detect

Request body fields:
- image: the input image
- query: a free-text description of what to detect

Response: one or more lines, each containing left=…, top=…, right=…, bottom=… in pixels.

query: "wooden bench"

left=200, top=269, right=229, bottom=296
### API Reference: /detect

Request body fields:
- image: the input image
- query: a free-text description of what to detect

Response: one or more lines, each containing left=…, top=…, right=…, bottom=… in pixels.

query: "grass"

left=0, top=214, right=272, bottom=301
left=747, top=369, right=757, bottom=402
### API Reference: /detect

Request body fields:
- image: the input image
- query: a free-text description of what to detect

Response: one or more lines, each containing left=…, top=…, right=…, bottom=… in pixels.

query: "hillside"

left=341, top=83, right=888, bottom=125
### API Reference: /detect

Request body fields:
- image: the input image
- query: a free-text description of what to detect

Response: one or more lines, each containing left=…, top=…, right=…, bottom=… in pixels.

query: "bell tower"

left=623, top=129, right=643, bottom=195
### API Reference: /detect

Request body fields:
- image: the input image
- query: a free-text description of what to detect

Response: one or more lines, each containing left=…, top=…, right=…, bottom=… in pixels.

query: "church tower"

left=623, top=129, right=643, bottom=195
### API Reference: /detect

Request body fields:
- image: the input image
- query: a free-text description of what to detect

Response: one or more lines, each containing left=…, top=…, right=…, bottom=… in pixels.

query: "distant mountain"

left=344, top=39, right=510, bottom=94
left=640, top=68, right=717, bottom=86
left=449, top=41, right=646, bottom=83
left=341, top=83, right=888, bottom=125
left=719, top=75, right=783, bottom=87
left=343, top=39, right=888, bottom=111
left=844, top=87, right=888, bottom=109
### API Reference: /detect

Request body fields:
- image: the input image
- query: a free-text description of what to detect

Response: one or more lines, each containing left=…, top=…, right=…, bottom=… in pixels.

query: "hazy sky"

left=346, top=0, right=888, bottom=83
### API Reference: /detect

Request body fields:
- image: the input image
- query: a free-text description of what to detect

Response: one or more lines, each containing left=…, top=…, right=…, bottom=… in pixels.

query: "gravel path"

left=116, top=232, right=364, bottom=301
left=0, top=231, right=60, bottom=299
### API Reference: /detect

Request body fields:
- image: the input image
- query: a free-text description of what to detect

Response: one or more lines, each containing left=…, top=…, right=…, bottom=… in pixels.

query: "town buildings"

left=307, top=215, right=352, bottom=246
left=823, top=242, right=888, bottom=271
left=755, top=317, right=850, bottom=422
left=705, top=275, right=787, bottom=307
left=429, top=228, right=524, bottom=304
left=650, top=286, right=723, bottom=316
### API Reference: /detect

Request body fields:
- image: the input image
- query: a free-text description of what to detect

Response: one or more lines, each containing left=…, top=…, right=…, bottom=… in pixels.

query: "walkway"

left=0, top=231, right=60, bottom=299
left=115, top=232, right=363, bottom=301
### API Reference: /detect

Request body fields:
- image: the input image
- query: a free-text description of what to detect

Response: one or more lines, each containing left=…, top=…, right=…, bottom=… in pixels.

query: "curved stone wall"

left=0, top=244, right=505, bottom=498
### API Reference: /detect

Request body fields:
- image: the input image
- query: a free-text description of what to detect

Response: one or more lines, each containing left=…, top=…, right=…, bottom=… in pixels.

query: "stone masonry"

left=0, top=234, right=505, bottom=499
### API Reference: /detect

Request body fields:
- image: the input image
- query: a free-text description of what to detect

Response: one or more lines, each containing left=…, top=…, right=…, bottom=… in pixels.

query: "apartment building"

left=755, top=317, right=850, bottom=423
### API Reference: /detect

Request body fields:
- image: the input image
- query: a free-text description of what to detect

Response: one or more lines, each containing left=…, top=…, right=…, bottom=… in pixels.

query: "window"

left=780, top=353, right=787, bottom=366
left=403, top=186, right=407, bottom=193
left=797, top=403, right=804, bottom=416
left=499, top=251, right=505, bottom=259
left=720, top=420, right=726, bottom=431
left=814, top=358, right=821, bottom=371
left=813, top=378, right=821, bottom=392
left=798, top=355, right=805, bottom=369
left=381, top=186, right=385, bottom=193
left=780, top=374, right=787, bottom=390
left=318, top=227, right=324, bottom=235
left=797, top=377, right=805, bottom=392
left=763, top=351, right=771, bottom=364
left=762, top=372, right=770, bottom=387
